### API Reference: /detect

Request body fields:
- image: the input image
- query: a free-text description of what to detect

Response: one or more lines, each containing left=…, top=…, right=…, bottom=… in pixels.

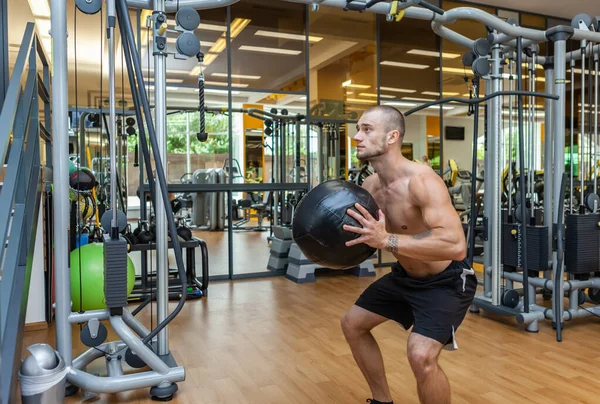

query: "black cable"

left=467, top=77, right=480, bottom=265
left=99, top=7, right=105, bottom=219
left=117, top=0, right=187, bottom=345
left=516, top=37, right=530, bottom=313
left=146, top=15, right=153, bottom=334
left=554, top=172, right=568, bottom=342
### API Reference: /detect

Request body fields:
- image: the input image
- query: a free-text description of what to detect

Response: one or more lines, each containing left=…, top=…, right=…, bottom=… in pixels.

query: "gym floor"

left=22, top=267, right=600, bottom=403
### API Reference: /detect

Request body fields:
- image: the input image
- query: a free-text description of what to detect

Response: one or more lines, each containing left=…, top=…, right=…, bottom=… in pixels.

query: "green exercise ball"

left=70, top=243, right=136, bottom=311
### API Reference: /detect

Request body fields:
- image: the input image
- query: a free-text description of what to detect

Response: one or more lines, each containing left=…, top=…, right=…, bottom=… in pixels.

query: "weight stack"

left=565, top=213, right=600, bottom=274
left=103, top=236, right=129, bottom=309
left=501, top=223, right=548, bottom=272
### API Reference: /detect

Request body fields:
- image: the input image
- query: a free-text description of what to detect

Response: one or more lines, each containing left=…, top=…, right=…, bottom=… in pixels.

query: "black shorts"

left=355, top=259, right=477, bottom=349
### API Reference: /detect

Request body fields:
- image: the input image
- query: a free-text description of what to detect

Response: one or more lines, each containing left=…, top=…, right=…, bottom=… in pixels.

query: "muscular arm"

left=385, top=174, right=466, bottom=262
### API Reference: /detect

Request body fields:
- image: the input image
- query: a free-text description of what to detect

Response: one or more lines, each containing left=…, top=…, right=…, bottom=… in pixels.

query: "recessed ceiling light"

left=435, top=67, right=473, bottom=75
left=381, top=61, right=429, bottom=69
left=199, top=89, right=241, bottom=95
left=383, top=102, right=418, bottom=107
left=407, top=49, right=460, bottom=59
left=28, top=0, right=50, bottom=18
left=342, top=80, right=371, bottom=89
left=380, top=87, right=416, bottom=93
left=428, top=106, right=454, bottom=110
left=254, top=30, right=322, bottom=43
left=213, top=73, right=262, bottom=80
left=422, top=91, right=460, bottom=96
left=346, top=98, right=378, bottom=104
left=239, top=45, right=302, bottom=56
left=197, top=23, right=228, bottom=32
left=359, top=93, right=395, bottom=99
left=205, top=81, right=249, bottom=88
left=402, top=97, right=436, bottom=102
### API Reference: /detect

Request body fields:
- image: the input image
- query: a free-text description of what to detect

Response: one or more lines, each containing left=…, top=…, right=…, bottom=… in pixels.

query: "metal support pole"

left=580, top=41, right=587, bottom=213
left=508, top=60, right=514, bottom=220
left=490, top=43, right=503, bottom=305
left=483, top=79, right=492, bottom=297
left=108, top=0, right=119, bottom=237
left=153, top=0, right=169, bottom=357
left=51, top=0, right=72, bottom=365
left=594, top=53, right=598, bottom=200
left=548, top=25, right=574, bottom=327
left=186, top=112, right=191, bottom=175
left=570, top=59, right=575, bottom=212
left=544, top=65, right=554, bottom=260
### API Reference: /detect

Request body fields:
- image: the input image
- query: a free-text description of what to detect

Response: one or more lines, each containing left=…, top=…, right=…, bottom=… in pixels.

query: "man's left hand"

left=343, top=204, right=388, bottom=250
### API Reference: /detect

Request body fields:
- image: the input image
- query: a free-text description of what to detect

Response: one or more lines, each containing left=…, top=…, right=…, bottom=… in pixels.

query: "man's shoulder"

left=406, top=169, right=445, bottom=202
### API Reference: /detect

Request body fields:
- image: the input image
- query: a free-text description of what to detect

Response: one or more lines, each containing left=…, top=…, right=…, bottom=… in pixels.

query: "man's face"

left=353, top=111, right=392, bottom=161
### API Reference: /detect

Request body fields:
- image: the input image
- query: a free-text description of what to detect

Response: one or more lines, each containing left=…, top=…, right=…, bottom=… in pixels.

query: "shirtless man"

left=341, top=106, right=477, bottom=404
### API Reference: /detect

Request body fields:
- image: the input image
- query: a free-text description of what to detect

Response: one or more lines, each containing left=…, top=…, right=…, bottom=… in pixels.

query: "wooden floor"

left=23, top=267, right=600, bottom=404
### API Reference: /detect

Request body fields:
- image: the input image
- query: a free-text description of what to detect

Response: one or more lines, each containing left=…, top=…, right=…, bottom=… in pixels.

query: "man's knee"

left=407, top=337, right=441, bottom=379
left=341, top=306, right=383, bottom=339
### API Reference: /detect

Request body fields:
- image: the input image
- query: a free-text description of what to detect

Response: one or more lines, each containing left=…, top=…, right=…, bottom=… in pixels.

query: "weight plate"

left=502, top=289, right=520, bottom=309
left=175, top=7, right=201, bottom=31
left=176, top=32, right=201, bottom=57
left=585, top=193, right=600, bottom=212
left=101, top=209, right=128, bottom=234
left=76, top=0, right=102, bottom=15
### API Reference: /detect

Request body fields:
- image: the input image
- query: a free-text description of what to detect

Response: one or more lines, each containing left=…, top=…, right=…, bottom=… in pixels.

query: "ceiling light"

left=201, top=53, right=219, bottom=68
left=254, top=30, right=322, bottom=43
left=422, top=91, right=460, bottom=97
left=239, top=45, right=301, bottom=56
left=212, top=73, right=261, bottom=80
left=342, top=80, right=371, bottom=89
left=401, top=97, right=436, bottom=102
left=205, top=81, right=249, bottom=88
left=200, top=89, right=241, bottom=95
left=359, top=93, right=395, bottom=99
left=35, top=18, right=51, bottom=36
left=197, top=23, right=228, bottom=32
left=230, top=18, right=251, bottom=38
left=381, top=61, right=429, bottom=69
left=435, top=67, right=473, bottom=75
left=428, top=106, right=454, bottom=110
left=28, top=0, right=50, bottom=18
left=407, top=49, right=460, bottom=59
left=167, top=78, right=184, bottom=83
left=383, top=102, right=417, bottom=107
left=380, top=87, right=416, bottom=93
left=346, top=98, right=378, bottom=104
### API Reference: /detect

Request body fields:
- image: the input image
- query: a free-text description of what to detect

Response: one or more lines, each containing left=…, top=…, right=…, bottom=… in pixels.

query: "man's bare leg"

left=341, top=305, right=393, bottom=403
left=406, top=333, right=450, bottom=404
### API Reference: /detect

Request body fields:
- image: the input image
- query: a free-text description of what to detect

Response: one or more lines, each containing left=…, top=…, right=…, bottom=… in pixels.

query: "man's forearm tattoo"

left=413, top=229, right=432, bottom=240
left=386, top=234, right=399, bottom=254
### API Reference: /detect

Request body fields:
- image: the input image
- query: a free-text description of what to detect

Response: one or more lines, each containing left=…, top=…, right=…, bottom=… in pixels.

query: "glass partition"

left=230, top=0, right=307, bottom=92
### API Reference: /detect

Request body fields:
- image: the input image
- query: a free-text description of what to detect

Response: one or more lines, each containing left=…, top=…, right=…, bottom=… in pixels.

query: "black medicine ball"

left=292, top=180, right=379, bottom=270
left=69, top=167, right=97, bottom=192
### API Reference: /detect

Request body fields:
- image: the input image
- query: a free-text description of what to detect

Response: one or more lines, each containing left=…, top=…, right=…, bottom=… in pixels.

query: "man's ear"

left=388, top=130, right=400, bottom=144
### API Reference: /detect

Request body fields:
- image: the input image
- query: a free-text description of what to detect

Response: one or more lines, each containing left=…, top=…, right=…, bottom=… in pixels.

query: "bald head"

left=363, top=105, right=406, bottom=143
